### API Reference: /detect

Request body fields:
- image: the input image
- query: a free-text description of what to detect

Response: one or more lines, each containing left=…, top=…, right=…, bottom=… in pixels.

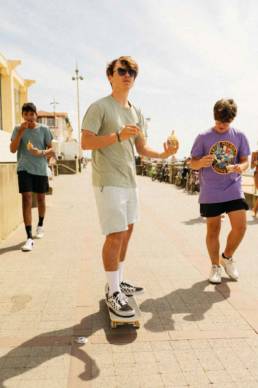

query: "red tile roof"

left=37, top=111, right=68, bottom=118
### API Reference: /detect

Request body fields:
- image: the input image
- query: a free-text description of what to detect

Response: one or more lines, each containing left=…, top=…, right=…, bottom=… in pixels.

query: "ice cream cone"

left=27, top=141, right=33, bottom=151
left=168, top=130, right=179, bottom=147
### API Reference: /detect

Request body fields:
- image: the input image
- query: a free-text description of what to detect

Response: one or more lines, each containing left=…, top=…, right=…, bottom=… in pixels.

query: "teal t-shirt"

left=11, top=124, right=53, bottom=176
left=81, top=95, right=145, bottom=188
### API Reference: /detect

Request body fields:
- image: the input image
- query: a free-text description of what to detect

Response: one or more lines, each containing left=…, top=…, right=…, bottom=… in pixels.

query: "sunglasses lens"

left=116, top=68, right=136, bottom=77
left=117, top=68, right=127, bottom=76
left=128, top=69, right=136, bottom=77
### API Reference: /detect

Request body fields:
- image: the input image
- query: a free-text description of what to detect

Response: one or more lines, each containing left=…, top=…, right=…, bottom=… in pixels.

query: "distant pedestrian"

left=10, top=102, right=54, bottom=251
left=251, top=150, right=258, bottom=216
left=190, top=99, right=250, bottom=284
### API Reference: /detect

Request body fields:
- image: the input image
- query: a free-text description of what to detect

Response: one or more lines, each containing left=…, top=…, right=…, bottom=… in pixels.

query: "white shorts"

left=93, top=186, right=139, bottom=235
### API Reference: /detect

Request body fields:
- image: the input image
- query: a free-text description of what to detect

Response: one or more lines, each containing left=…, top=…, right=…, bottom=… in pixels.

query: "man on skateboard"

left=81, top=56, right=178, bottom=317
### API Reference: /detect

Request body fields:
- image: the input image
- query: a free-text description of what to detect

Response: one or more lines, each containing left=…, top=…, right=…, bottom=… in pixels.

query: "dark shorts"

left=200, top=198, right=249, bottom=218
left=18, top=171, right=49, bottom=194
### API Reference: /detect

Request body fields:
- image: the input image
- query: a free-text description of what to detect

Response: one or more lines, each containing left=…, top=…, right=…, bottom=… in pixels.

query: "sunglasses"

left=114, top=67, right=137, bottom=78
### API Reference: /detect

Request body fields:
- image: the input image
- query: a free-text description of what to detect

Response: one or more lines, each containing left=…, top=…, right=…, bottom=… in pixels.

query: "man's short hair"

left=213, top=99, right=237, bottom=123
left=106, top=56, right=139, bottom=78
left=22, top=102, right=37, bottom=114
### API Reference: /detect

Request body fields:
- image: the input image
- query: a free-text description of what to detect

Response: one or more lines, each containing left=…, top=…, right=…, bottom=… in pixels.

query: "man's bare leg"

left=224, top=210, right=246, bottom=258
left=35, top=193, right=46, bottom=238
left=120, top=224, right=134, bottom=262
left=118, top=223, right=144, bottom=293
left=102, top=231, right=125, bottom=271
left=220, top=210, right=246, bottom=281
left=253, top=198, right=258, bottom=217
left=37, top=193, right=46, bottom=220
left=22, top=192, right=32, bottom=227
left=206, top=216, right=221, bottom=265
left=102, top=231, right=126, bottom=295
left=21, top=192, right=34, bottom=251
left=22, top=192, right=33, bottom=241
left=119, top=224, right=134, bottom=283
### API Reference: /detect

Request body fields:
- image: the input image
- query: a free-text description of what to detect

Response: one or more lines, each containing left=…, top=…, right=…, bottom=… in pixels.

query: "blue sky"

left=1, top=0, right=258, bottom=157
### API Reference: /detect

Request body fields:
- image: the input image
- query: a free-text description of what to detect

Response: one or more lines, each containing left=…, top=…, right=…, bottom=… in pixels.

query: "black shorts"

left=18, top=171, right=49, bottom=194
left=200, top=198, right=249, bottom=218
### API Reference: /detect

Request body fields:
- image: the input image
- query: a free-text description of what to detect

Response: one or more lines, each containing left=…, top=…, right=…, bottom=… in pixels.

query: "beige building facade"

left=0, top=52, right=35, bottom=240
left=0, top=53, right=35, bottom=133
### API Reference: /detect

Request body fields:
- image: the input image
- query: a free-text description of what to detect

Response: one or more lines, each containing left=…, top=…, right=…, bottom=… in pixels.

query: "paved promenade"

left=0, top=166, right=258, bottom=388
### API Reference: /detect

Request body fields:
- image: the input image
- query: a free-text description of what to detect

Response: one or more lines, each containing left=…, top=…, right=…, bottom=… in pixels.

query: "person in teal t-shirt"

left=10, top=102, right=54, bottom=252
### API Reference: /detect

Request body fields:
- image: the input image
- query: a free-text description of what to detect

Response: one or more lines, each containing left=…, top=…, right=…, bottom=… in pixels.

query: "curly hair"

left=213, top=99, right=237, bottom=122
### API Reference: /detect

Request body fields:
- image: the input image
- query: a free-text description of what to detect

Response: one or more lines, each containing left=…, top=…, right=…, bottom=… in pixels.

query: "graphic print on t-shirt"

left=209, top=141, right=237, bottom=174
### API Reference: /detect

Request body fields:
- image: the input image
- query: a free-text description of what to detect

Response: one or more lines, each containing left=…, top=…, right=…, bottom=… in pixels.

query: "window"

left=47, top=117, right=55, bottom=127
left=38, top=117, right=55, bottom=127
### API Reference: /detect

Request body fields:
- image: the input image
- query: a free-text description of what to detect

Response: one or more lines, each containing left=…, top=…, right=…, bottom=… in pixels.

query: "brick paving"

left=0, top=166, right=258, bottom=387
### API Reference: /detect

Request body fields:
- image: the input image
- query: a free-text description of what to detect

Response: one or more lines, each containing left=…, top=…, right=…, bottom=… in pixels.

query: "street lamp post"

left=50, top=98, right=59, bottom=134
left=72, top=64, right=84, bottom=147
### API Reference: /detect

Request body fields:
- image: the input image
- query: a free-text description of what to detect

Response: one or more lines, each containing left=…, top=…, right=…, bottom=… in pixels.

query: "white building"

left=37, top=111, right=79, bottom=159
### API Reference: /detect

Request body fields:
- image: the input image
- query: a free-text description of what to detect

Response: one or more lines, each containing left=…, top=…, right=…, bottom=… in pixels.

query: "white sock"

left=118, top=261, right=125, bottom=283
left=106, top=271, right=120, bottom=296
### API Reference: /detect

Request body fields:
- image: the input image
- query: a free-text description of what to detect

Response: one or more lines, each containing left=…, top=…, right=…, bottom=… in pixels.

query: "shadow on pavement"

left=183, top=216, right=206, bottom=225
left=0, top=300, right=137, bottom=387
left=0, top=243, right=24, bottom=255
left=140, top=279, right=231, bottom=332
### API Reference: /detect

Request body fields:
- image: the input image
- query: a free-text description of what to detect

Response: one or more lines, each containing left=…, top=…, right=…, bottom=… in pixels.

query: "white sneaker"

left=221, top=256, right=239, bottom=280
left=22, top=238, right=34, bottom=252
left=35, top=226, right=44, bottom=239
left=209, top=265, right=222, bottom=284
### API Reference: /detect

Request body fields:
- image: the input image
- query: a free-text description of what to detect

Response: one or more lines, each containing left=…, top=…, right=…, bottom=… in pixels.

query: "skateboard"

left=108, top=295, right=141, bottom=329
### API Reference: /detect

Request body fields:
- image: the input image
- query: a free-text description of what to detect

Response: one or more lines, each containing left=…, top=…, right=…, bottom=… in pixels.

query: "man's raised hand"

left=119, top=125, right=139, bottom=141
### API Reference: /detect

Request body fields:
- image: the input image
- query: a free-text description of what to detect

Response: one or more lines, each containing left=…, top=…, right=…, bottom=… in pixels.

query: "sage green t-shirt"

left=81, top=95, right=145, bottom=188
left=11, top=125, right=53, bottom=176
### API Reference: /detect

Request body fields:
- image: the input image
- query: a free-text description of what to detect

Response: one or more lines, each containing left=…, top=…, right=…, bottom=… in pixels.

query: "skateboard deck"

left=107, top=295, right=141, bottom=329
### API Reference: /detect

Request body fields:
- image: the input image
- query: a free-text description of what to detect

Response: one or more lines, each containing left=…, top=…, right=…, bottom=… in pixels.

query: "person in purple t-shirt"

left=190, top=99, right=250, bottom=284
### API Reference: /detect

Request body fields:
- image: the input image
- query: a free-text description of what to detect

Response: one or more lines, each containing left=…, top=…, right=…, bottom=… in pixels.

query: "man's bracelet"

left=116, top=132, right=121, bottom=142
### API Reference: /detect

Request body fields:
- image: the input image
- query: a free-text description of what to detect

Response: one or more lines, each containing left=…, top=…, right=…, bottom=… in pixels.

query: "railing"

left=56, top=163, right=77, bottom=174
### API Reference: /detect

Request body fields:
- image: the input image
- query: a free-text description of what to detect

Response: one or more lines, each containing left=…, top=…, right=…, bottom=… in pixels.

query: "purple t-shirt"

left=191, top=127, right=250, bottom=204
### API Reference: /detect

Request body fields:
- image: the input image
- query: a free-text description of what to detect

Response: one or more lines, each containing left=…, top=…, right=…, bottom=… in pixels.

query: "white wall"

left=0, top=131, right=16, bottom=162
left=61, top=142, right=79, bottom=159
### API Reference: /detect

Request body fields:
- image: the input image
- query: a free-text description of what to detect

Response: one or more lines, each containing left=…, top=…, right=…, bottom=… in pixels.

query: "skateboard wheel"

left=111, top=321, right=117, bottom=329
left=134, top=322, right=140, bottom=329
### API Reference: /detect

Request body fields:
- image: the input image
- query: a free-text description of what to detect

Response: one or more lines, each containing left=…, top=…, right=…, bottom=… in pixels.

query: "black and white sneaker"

left=106, top=291, right=135, bottom=317
left=105, top=283, right=128, bottom=303
left=120, top=281, right=144, bottom=296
